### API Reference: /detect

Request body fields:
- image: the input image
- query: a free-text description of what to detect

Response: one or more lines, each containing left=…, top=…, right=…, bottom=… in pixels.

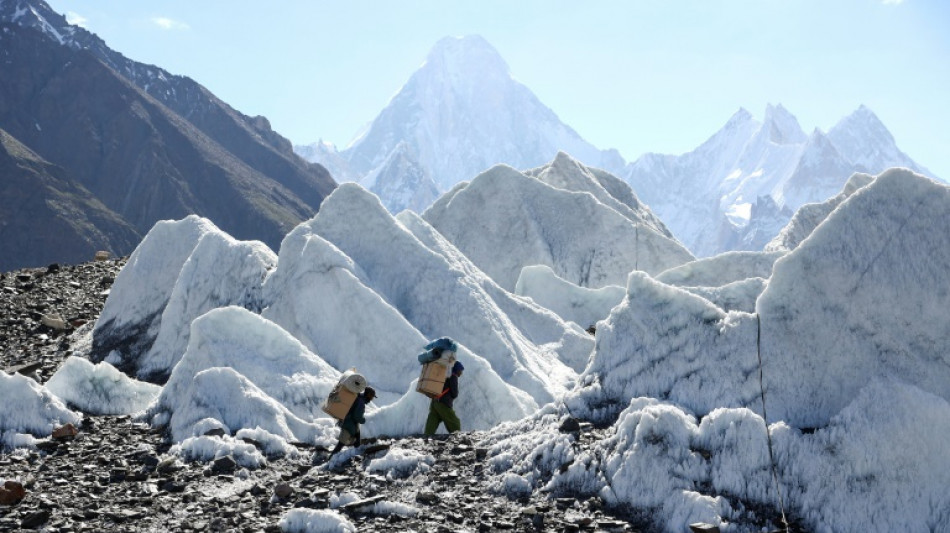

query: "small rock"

left=532, top=513, right=545, bottom=529
left=108, top=509, right=145, bottom=522
left=109, top=467, right=128, bottom=482
left=586, top=496, right=604, bottom=511
left=52, top=423, right=79, bottom=440
left=0, top=480, right=26, bottom=505
left=415, top=491, right=439, bottom=505
left=555, top=497, right=577, bottom=509
left=94, top=251, right=110, bottom=261
left=161, top=480, right=186, bottom=493
left=362, top=443, right=390, bottom=456
left=9, top=361, right=43, bottom=376
left=241, top=437, right=262, bottom=449
left=574, top=516, right=595, bottom=527
left=451, top=444, right=471, bottom=454
left=274, top=483, right=294, bottom=499
left=293, top=498, right=320, bottom=509
left=40, top=313, right=67, bottom=330
left=157, top=456, right=180, bottom=474
left=212, top=455, right=237, bottom=473
left=21, top=510, right=50, bottom=529
left=35, top=440, right=59, bottom=452
left=342, top=495, right=385, bottom=511
left=599, top=519, right=630, bottom=531
left=559, top=417, right=581, bottom=433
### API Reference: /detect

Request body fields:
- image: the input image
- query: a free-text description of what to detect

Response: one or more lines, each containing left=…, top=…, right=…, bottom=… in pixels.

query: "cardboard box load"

left=322, top=369, right=366, bottom=420
left=322, top=386, right=358, bottom=420
left=416, top=362, right=448, bottom=398
left=416, top=351, right=456, bottom=398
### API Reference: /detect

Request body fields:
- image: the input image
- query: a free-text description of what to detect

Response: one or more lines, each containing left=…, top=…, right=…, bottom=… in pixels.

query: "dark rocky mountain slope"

left=0, top=129, right=140, bottom=271
left=0, top=0, right=336, bottom=270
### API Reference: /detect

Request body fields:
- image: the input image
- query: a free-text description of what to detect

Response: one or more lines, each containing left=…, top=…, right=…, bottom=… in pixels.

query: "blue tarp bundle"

left=417, top=337, right=458, bottom=364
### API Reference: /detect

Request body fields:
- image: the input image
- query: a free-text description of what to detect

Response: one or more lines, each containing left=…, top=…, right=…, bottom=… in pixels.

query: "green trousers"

left=425, top=400, right=461, bottom=435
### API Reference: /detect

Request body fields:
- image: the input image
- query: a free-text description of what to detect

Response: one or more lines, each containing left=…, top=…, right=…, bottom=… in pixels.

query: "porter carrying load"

left=416, top=337, right=458, bottom=398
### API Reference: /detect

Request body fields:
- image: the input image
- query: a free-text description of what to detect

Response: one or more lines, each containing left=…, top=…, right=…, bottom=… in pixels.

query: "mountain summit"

left=299, top=35, right=623, bottom=213
left=624, top=104, right=934, bottom=256
left=827, top=104, right=925, bottom=175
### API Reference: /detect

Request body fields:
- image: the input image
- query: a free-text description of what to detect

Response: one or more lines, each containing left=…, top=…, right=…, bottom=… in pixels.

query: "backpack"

left=321, top=369, right=366, bottom=421
left=417, top=337, right=458, bottom=364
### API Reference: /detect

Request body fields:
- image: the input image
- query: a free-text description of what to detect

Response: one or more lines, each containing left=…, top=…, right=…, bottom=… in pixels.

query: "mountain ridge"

left=624, top=103, right=934, bottom=256
left=0, top=0, right=337, bottom=270
left=296, top=34, right=934, bottom=261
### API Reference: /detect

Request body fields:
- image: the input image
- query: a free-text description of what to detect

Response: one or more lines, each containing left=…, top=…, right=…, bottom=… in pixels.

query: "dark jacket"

left=341, top=394, right=367, bottom=435
left=437, top=374, right=459, bottom=409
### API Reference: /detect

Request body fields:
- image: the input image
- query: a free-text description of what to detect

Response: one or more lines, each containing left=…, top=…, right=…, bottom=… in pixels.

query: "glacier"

left=3, top=162, right=949, bottom=532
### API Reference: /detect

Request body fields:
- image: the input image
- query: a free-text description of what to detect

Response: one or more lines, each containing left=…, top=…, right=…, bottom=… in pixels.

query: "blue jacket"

left=341, top=394, right=367, bottom=435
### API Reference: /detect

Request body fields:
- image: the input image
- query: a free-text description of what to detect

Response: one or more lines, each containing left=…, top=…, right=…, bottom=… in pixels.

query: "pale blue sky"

left=46, top=0, right=949, bottom=179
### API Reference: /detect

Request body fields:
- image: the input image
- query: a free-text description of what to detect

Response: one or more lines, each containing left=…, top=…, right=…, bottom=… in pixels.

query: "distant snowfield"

left=3, top=163, right=949, bottom=532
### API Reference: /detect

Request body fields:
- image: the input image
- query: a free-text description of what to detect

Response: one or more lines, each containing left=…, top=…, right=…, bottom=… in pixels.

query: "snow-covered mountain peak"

left=359, top=141, right=440, bottom=213
left=691, top=108, right=760, bottom=162
left=828, top=105, right=928, bottom=177
left=331, top=35, right=620, bottom=208
left=1, top=0, right=78, bottom=45
left=622, top=102, right=931, bottom=258
left=423, top=35, right=510, bottom=79
left=725, top=107, right=755, bottom=128
left=762, top=103, right=807, bottom=145
left=409, top=34, right=514, bottom=100
left=801, top=127, right=837, bottom=151
left=829, top=104, right=897, bottom=148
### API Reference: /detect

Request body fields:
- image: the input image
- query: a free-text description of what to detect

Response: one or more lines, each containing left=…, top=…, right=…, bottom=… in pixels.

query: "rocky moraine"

left=1, top=258, right=640, bottom=533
